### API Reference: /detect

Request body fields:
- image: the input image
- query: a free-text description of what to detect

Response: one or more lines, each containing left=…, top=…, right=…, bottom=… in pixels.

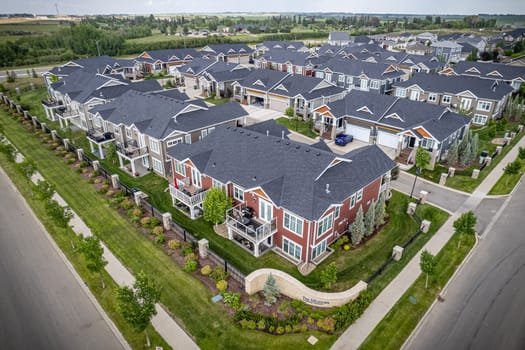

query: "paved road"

left=392, top=171, right=470, bottom=213
left=0, top=66, right=52, bottom=81
left=0, top=168, right=125, bottom=350
left=405, top=181, right=525, bottom=350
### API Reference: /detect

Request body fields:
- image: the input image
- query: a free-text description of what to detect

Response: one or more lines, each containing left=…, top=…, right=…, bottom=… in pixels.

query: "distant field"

left=0, top=21, right=69, bottom=42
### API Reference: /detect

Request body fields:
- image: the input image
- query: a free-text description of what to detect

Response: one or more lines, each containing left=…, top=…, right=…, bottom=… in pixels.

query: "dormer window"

left=357, top=106, right=373, bottom=114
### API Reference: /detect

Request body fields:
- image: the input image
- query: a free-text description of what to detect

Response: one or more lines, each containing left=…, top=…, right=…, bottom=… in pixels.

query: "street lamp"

left=410, top=167, right=421, bottom=198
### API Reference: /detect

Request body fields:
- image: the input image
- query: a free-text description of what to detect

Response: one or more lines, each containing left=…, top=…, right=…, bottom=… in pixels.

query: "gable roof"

left=329, top=32, right=350, bottom=41
left=317, top=58, right=405, bottom=80
left=244, top=119, right=291, bottom=138
left=167, top=125, right=394, bottom=220
left=269, top=75, right=344, bottom=98
left=236, top=69, right=290, bottom=92
left=136, top=48, right=199, bottom=63
left=447, top=61, right=525, bottom=81
left=201, top=43, right=253, bottom=55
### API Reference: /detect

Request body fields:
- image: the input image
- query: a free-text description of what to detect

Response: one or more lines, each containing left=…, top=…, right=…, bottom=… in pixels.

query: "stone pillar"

left=407, top=202, right=417, bottom=215
left=198, top=239, right=209, bottom=258
left=32, top=116, right=38, bottom=127
left=76, top=148, right=84, bottom=161
left=92, top=160, right=100, bottom=171
left=41, top=122, right=47, bottom=132
left=496, top=146, right=502, bottom=156
left=485, top=157, right=492, bottom=166
left=448, top=167, right=455, bottom=177
left=420, top=220, right=431, bottom=233
left=392, top=245, right=404, bottom=261
left=518, top=125, right=524, bottom=133
left=63, top=138, right=70, bottom=149
left=510, top=132, right=516, bottom=140
left=419, top=190, right=428, bottom=204
left=439, top=173, right=448, bottom=186
left=16, top=104, right=22, bottom=113
left=23, top=110, right=29, bottom=119
left=472, top=169, right=480, bottom=179
left=133, top=190, right=146, bottom=206
left=162, top=212, right=172, bottom=231
left=51, top=130, right=57, bottom=141
left=111, top=174, right=120, bottom=189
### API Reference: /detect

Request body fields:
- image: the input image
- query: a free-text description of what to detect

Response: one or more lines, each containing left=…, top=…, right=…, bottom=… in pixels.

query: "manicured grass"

left=276, top=117, right=318, bottom=139
left=360, top=232, right=476, bottom=350
left=0, top=107, right=333, bottom=350
left=0, top=136, right=170, bottom=350
left=204, top=96, right=231, bottom=105
left=488, top=158, right=525, bottom=195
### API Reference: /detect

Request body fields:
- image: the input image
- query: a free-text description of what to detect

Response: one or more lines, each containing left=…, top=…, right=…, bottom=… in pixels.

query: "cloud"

left=147, top=0, right=153, bottom=6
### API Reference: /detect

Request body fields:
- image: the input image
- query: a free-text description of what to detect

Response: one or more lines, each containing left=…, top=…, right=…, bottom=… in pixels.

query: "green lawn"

left=488, top=158, right=525, bottom=195
left=204, top=96, right=231, bottom=105
left=0, top=106, right=333, bottom=350
left=360, top=232, right=476, bottom=350
left=276, top=117, right=318, bottom=139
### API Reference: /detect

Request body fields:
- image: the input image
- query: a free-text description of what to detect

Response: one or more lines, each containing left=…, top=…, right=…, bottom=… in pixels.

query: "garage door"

left=345, top=124, right=370, bottom=142
left=269, top=98, right=289, bottom=113
left=377, top=131, right=400, bottom=149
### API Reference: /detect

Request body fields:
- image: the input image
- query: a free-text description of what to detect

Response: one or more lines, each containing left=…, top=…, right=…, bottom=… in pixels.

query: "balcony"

left=225, top=204, right=277, bottom=254
left=41, top=99, right=63, bottom=108
left=116, top=143, right=149, bottom=160
left=169, top=183, right=209, bottom=208
left=86, top=129, right=114, bottom=144
left=56, top=107, right=80, bottom=119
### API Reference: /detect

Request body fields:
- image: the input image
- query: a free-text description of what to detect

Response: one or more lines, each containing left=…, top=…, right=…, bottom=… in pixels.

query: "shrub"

left=92, top=170, right=100, bottom=176
left=210, top=266, right=228, bottom=282
left=168, top=239, right=181, bottom=250
left=184, top=252, right=196, bottom=262
left=223, top=291, right=241, bottom=310
left=87, top=178, right=95, bottom=184
left=344, top=244, right=351, bottom=251
left=130, top=215, right=141, bottom=224
left=132, top=208, right=142, bottom=217
left=149, top=216, right=161, bottom=227
left=79, top=161, right=88, bottom=168
left=151, top=226, right=164, bottom=236
left=67, top=159, right=75, bottom=164
left=269, top=325, right=275, bottom=333
left=76, top=168, right=82, bottom=173
left=155, top=234, right=166, bottom=244
left=257, top=319, right=266, bottom=330
left=94, top=178, right=102, bottom=184
left=120, top=198, right=133, bottom=210
left=285, top=325, right=292, bottom=333
left=106, top=190, right=115, bottom=197
left=276, top=326, right=285, bottom=335
left=216, top=280, right=228, bottom=293
left=332, top=235, right=349, bottom=249
left=184, top=259, right=198, bottom=272
left=140, top=216, right=152, bottom=227
left=200, top=265, right=212, bottom=275
left=99, top=184, right=109, bottom=193
left=317, top=317, right=335, bottom=333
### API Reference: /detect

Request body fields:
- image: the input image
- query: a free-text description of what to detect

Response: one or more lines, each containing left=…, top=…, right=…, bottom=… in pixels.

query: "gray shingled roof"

left=317, top=58, right=405, bottom=80
left=167, top=125, right=394, bottom=220
left=136, top=48, right=200, bottom=63
left=177, top=57, right=217, bottom=75
left=329, top=32, right=350, bottom=41
left=262, top=49, right=318, bottom=66
left=150, top=88, right=190, bottom=101
left=237, top=70, right=289, bottom=92
left=393, top=73, right=514, bottom=100
left=450, top=61, right=525, bottom=81
left=270, top=75, right=344, bottom=98
left=87, top=80, right=161, bottom=101
left=206, top=67, right=252, bottom=83
left=244, top=119, right=291, bottom=138
left=201, top=43, right=253, bottom=55
left=258, top=41, right=306, bottom=50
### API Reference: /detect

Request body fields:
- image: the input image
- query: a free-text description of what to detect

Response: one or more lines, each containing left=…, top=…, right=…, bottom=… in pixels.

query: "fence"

left=2, top=96, right=247, bottom=286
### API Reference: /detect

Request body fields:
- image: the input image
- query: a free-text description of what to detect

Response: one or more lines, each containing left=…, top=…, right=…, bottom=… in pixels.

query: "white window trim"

left=370, top=80, right=380, bottom=89
left=476, top=100, right=492, bottom=112
left=150, top=139, right=160, bottom=154
left=350, top=193, right=356, bottom=209
left=356, top=189, right=363, bottom=202
left=233, top=185, right=244, bottom=201
left=428, top=93, right=437, bottom=102
left=175, top=160, right=186, bottom=176
left=317, top=213, right=334, bottom=238
left=282, top=237, right=302, bottom=261
left=152, top=158, right=163, bottom=174
left=283, top=211, right=304, bottom=237
left=396, top=88, right=406, bottom=97
left=184, top=134, right=192, bottom=144
left=334, top=206, right=340, bottom=219
left=311, top=239, right=327, bottom=260
left=473, top=114, right=488, bottom=125
left=167, top=138, right=183, bottom=148
left=442, top=95, right=452, bottom=104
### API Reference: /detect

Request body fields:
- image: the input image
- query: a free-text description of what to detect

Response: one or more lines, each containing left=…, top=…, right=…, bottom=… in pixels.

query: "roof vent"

left=212, top=162, right=216, bottom=167
left=252, top=176, right=257, bottom=181
left=239, top=130, right=244, bottom=134
left=281, top=130, right=285, bottom=139
left=306, top=148, right=310, bottom=152
left=325, top=184, right=330, bottom=194
left=285, top=141, right=290, bottom=145
left=254, top=135, right=259, bottom=139
left=296, top=145, right=300, bottom=149
left=316, top=152, right=321, bottom=156
left=266, top=130, right=269, bottom=136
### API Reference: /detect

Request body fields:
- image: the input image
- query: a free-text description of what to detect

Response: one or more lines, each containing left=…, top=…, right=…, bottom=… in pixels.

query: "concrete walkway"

left=13, top=151, right=199, bottom=349
left=332, top=134, right=525, bottom=350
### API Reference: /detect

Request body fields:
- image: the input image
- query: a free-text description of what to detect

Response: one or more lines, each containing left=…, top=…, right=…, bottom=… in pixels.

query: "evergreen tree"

left=350, top=205, right=365, bottom=245
left=460, top=143, right=472, bottom=167
left=458, top=129, right=471, bottom=156
left=470, top=133, right=479, bottom=161
left=263, top=273, right=280, bottom=306
left=447, top=140, right=459, bottom=165
left=364, top=201, right=376, bottom=237
left=374, top=192, right=386, bottom=228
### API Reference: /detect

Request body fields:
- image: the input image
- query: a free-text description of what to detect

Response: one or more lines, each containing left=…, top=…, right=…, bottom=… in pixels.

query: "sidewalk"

left=331, top=134, right=525, bottom=350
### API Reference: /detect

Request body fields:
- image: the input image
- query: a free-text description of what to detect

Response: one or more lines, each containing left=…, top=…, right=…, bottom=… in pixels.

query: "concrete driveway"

left=242, top=105, right=284, bottom=126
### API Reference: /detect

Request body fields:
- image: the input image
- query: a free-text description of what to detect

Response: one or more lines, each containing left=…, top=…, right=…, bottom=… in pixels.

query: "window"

left=284, top=211, right=303, bottom=237
left=420, top=138, right=434, bottom=149
left=350, top=193, right=356, bottom=209
left=370, top=80, right=380, bottom=89
left=428, top=93, right=437, bottom=103
left=442, top=95, right=451, bottom=104
left=175, top=160, right=186, bottom=176
left=473, top=114, right=488, bottom=125
left=191, top=167, right=201, bottom=188
left=167, top=138, right=182, bottom=148
left=356, top=189, right=363, bottom=202
left=477, top=101, right=492, bottom=112
left=325, top=73, right=332, bottom=82
left=334, top=206, right=340, bottom=219
left=233, top=185, right=244, bottom=201
left=338, top=75, right=345, bottom=83
left=317, top=213, right=333, bottom=237
left=184, top=134, right=192, bottom=144
left=315, top=71, right=324, bottom=79
left=208, top=127, right=215, bottom=134
left=296, top=66, right=303, bottom=74
left=361, top=79, right=369, bottom=90
left=125, top=128, right=132, bottom=138
left=311, top=240, right=327, bottom=260
left=150, top=139, right=160, bottom=154
left=212, top=179, right=223, bottom=189
left=201, top=129, right=208, bottom=139
left=283, top=237, right=302, bottom=260
left=461, top=98, right=472, bottom=110
left=259, top=199, right=273, bottom=223
left=346, top=76, right=353, bottom=84
left=152, top=158, right=163, bottom=173
left=395, top=88, right=406, bottom=97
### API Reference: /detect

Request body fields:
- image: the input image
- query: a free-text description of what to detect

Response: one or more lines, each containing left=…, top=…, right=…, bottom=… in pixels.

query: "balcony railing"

left=116, top=143, right=149, bottom=158
left=169, top=184, right=209, bottom=207
left=41, top=99, right=63, bottom=108
left=56, top=107, right=80, bottom=119
left=225, top=205, right=277, bottom=244
left=87, top=129, right=114, bottom=143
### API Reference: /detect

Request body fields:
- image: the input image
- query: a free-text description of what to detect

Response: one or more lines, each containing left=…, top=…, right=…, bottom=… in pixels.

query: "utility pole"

left=95, top=40, right=101, bottom=56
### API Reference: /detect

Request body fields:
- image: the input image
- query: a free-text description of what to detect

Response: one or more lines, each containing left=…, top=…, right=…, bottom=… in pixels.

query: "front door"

left=191, top=168, right=201, bottom=188
left=461, top=98, right=472, bottom=110
left=259, top=199, right=273, bottom=223
left=410, top=90, right=420, bottom=101
left=409, top=136, right=416, bottom=148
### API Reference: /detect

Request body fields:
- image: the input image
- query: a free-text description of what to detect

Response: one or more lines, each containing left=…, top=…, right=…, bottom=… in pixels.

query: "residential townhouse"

left=439, top=61, right=525, bottom=92
left=430, top=41, right=463, bottom=63
left=254, top=49, right=328, bottom=76
left=201, top=66, right=253, bottom=98
left=255, top=41, right=309, bottom=55
left=392, top=73, right=514, bottom=125
left=231, top=69, right=346, bottom=116
left=328, top=32, right=351, bottom=46
left=313, top=90, right=470, bottom=165
left=199, top=43, right=254, bottom=64
left=406, top=42, right=433, bottom=56
left=416, top=32, right=438, bottom=43
left=167, top=123, right=395, bottom=265
left=314, top=58, right=406, bottom=94
left=87, top=90, right=248, bottom=178
left=134, top=48, right=200, bottom=77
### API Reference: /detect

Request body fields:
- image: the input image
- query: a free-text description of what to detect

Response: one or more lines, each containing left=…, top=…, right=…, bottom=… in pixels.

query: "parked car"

left=335, top=134, right=353, bottom=146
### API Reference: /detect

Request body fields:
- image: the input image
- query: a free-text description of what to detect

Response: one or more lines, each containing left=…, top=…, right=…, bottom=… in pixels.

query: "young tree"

left=415, top=147, right=431, bottom=171
left=117, top=272, right=161, bottom=347
left=31, top=68, right=38, bottom=78
left=447, top=140, right=459, bottom=165
left=0, top=142, right=17, bottom=162
left=203, top=187, right=232, bottom=226
left=79, top=235, right=108, bottom=288
left=453, top=211, right=477, bottom=248
left=263, top=273, right=280, bottom=306
left=364, top=200, right=376, bottom=237
left=470, top=133, right=479, bottom=161
left=460, top=143, right=472, bottom=167
left=518, top=146, right=525, bottom=160
left=45, top=199, right=75, bottom=248
left=33, top=180, right=55, bottom=201
left=420, top=250, right=437, bottom=289
left=105, top=142, right=117, bottom=165
left=503, top=160, right=522, bottom=185
left=350, top=205, right=365, bottom=245
left=320, top=262, right=338, bottom=289
left=374, top=192, right=387, bottom=228
left=17, top=158, right=36, bottom=184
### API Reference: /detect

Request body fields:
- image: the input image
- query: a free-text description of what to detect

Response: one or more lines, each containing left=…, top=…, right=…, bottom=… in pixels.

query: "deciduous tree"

left=203, top=187, right=232, bottom=226
left=420, top=250, right=437, bottom=289
left=320, top=262, right=338, bottom=289
left=79, top=235, right=108, bottom=288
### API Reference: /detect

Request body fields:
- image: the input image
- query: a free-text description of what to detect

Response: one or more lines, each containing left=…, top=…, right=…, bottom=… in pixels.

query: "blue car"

left=335, top=134, right=353, bottom=146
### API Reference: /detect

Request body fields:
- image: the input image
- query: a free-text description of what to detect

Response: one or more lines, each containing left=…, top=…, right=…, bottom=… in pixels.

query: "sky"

left=4, top=0, right=525, bottom=16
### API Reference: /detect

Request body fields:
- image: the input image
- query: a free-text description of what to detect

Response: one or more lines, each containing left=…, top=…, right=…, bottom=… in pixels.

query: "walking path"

left=331, top=135, right=525, bottom=350
left=10, top=146, right=199, bottom=350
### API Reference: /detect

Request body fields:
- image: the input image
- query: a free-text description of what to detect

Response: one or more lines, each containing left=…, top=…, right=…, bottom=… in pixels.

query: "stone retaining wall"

left=245, top=268, right=367, bottom=308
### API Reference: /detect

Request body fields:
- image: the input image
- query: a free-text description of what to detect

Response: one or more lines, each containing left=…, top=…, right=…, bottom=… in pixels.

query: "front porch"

left=224, top=204, right=277, bottom=257
left=169, top=182, right=209, bottom=219
left=86, top=129, right=115, bottom=159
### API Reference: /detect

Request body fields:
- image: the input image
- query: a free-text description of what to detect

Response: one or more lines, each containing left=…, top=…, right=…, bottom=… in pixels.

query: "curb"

left=400, top=170, right=472, bottom=197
